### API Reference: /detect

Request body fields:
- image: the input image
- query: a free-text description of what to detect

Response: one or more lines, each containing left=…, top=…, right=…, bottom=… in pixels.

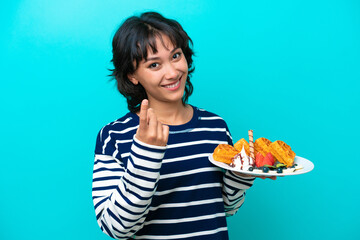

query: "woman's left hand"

left=234, top=172, right=277, bottom=180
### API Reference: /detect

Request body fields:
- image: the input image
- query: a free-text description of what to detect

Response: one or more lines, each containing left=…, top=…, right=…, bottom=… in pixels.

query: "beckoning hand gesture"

left=135, top=99, right=169, bottom=146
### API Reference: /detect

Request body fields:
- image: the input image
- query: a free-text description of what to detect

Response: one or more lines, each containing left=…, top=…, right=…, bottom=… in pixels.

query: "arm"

left=222, top=171, right=255, bottom=216
left=92, top=136, right=166, bottom=239
left=221, top=123, right=256, bottom=216
left=93, top=100, right=169, bottom=239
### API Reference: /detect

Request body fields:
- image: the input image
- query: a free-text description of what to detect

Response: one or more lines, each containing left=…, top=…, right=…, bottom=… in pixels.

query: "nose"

left=164, top=63, right=178, bottom=80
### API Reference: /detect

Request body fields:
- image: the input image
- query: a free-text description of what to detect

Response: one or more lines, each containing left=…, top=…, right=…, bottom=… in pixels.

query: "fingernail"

left=142, top=99, right=148, bottom=105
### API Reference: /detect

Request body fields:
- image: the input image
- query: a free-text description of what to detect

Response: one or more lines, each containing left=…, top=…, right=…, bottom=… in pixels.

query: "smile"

left=164, top=80, right=180, bottom=88
left=162, top=78, right=181, bottom=90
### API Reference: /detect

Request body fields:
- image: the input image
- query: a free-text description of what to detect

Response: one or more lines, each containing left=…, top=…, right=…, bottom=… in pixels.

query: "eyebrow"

left=144, top=48, right=180, bottom=63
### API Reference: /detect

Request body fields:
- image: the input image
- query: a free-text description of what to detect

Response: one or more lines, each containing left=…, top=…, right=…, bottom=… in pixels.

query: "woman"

left=92, top=11, right=256, bottom=239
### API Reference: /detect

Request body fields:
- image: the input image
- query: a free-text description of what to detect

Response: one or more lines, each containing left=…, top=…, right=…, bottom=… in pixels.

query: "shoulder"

left=193, top=106, right=227, bottom=121
left=97, top=112, right=138, bottom=142
left=192, top=106, right=233, bottom=144
left=193, top=106, right=229, bottom=127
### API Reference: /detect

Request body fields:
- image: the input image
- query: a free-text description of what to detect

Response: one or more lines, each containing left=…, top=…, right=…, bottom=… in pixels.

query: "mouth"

left=162, top=77, right=182, bottom=90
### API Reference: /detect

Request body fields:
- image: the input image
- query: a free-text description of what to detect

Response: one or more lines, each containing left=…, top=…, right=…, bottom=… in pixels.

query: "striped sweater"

left=92, top=106, right=255, bottom=239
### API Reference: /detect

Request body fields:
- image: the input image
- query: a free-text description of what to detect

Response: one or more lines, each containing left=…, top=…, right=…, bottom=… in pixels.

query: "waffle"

left=234, top=138, right=250, bottom=156
left=213, top=144, right=239, bottom=164
left=254, top=137, right=272, bottom=157
left=269, top=140, right=295, bottom=167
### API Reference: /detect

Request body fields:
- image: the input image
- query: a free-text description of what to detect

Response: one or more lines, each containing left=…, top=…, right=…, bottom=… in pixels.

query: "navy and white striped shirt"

left=92, top=106, right=255, bottom=239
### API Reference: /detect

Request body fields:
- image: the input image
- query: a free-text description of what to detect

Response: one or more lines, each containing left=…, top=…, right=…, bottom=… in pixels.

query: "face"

left=128, top=34, right=188, bottom=107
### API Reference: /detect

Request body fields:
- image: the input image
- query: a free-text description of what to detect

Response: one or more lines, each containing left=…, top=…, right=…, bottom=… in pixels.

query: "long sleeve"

left=221, top=123, right=256, bottom=216
left=93, top=108, right=256, bottom=239
left=222, top=171, right=255, bottom=216
left=92, top=135, right=166, bottom=239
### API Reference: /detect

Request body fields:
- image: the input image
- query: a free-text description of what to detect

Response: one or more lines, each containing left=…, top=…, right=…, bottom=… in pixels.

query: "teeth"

left=164, top=80, right=180, bottom=88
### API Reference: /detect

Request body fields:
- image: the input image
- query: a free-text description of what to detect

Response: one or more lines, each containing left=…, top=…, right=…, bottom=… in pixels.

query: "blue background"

left=1, top=0, right=359, bottom=239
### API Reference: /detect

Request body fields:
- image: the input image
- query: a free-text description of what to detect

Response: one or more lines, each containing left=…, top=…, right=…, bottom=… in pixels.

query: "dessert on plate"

left=212, top=130, right=303, bottom=174
left=213, top=144, right=239, bottom=164
left=234, top=138, right=250, bottom=156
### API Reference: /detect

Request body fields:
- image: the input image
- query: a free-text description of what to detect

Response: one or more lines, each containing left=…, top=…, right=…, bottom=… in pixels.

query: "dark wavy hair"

left=110, top=11, right=195, bottom=113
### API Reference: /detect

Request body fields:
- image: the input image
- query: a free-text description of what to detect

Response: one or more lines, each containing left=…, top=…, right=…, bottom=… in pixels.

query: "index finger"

left=139, top=99, right=149, bottom=129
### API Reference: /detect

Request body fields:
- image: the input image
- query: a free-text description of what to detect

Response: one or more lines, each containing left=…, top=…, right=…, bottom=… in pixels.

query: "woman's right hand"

left=135, top=99, right=169, bottom=146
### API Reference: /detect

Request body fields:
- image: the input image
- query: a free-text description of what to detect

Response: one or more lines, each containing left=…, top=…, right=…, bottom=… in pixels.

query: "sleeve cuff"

left=224, top=171, right=255, bottom=190
left=133, top=135, right=167, bottom=150
left=229, top=170, right=256, bottom=181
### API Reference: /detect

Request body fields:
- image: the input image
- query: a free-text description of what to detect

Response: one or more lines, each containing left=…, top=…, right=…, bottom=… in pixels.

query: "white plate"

left=208, top=154, right=314, bottom=177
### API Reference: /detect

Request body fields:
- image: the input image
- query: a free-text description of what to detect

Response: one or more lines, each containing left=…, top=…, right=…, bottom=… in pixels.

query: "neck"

left=147, top=101, right=193, bottom=126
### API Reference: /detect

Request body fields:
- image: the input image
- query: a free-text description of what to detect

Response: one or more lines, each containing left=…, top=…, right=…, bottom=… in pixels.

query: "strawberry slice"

left=255, top=152, right=265, bottom=167
left=263, top=152, right=275, bottom=166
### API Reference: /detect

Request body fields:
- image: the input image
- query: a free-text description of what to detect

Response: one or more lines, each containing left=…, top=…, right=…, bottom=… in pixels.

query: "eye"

left=148, top=63, right=159, bottom=69
left=172, top=52, right=182, bottom=60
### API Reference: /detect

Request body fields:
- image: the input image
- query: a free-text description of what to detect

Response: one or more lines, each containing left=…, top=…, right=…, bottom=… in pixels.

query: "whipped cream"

left=229, top=146, right=302, bottom=174
left=231, top=146, right=254, bottom=171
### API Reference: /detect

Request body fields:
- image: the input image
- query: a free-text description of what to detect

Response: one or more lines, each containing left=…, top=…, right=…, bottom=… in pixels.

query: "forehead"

left=146, top=34, right=176, bottom=56
left=133, top=31, right=180, bottom=68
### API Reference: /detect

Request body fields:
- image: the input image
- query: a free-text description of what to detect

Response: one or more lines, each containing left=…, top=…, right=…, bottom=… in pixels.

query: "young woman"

left=92, top=11, right=257, bottom=239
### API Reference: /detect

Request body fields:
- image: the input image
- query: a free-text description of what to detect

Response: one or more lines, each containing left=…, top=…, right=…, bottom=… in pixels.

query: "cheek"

left=137, top=70, right=158, bottom=84
left=179, top=59, right=189, bottom=72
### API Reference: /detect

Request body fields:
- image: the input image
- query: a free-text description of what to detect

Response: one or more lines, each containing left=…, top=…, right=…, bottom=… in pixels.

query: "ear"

left=127, top=74, right=139, bottom=85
